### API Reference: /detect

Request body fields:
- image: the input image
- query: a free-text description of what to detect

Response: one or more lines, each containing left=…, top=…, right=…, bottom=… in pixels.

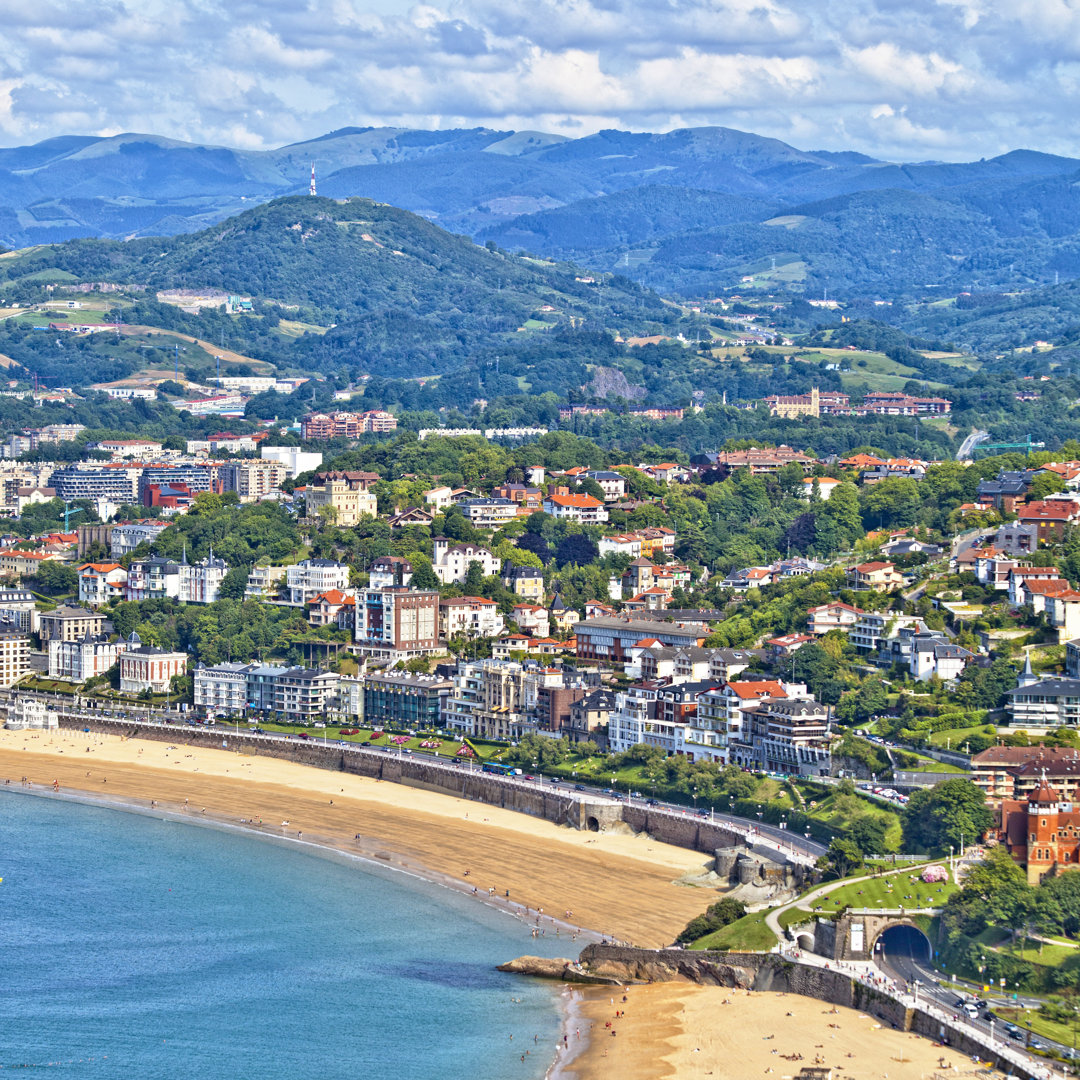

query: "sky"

left=2, top=0, right=1080, bottom=161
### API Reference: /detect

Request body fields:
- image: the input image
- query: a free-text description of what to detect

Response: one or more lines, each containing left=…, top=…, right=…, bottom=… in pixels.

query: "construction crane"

left=63, top=501, right=84, bottom=531
left=971, top=434, right=1047, bottom=457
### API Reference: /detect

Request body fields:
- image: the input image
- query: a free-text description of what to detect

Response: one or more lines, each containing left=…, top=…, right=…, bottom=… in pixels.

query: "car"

left=1005, top=1025, right=1022, bottom=1039
left=523, top=774, right=535, bottom=781
left=1029, top=1039, right=1045, bottom=1051
left=645, top=798, right=659, bottom=806
left=574, top=784, right=586, bottom=791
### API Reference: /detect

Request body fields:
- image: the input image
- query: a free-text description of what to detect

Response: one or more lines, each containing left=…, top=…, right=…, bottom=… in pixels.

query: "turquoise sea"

left=0, top=792, right=570, bottom=1079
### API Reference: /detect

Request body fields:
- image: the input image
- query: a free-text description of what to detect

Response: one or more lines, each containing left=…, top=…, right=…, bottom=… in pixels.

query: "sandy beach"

left=554, top=983, right=1007, bottom=1080
left=0, top=727, right=714, bottom=948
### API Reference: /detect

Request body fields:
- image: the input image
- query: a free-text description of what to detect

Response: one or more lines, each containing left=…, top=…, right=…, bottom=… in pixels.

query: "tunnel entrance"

left=586, top=816, right=600, bottom=832
left=874, top=923, right=932, bottom=964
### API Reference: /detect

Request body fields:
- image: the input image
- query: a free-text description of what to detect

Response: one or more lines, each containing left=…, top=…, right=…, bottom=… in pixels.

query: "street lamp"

left=693, top=786, right=698, bottom=813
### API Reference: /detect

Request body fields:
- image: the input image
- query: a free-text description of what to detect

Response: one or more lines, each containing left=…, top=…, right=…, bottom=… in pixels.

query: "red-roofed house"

left=542, top=492, right=608, bottom=523
left=807, top=601, right=863, bottom=636
left=1008, top=566, right=1063, bottom=605
left=846, top=561, right=904, bottom=592
left=307, top=589, right=357, bottom=628
left=439, top=596, right=505, bottom=639
left=1019, top=500, right=1080, bottom=543
left=77, top=562, right=128, bottom=607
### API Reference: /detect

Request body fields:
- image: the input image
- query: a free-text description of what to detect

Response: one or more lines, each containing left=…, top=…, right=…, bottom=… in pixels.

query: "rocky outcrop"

left=496, top=956, right=622, bottom=984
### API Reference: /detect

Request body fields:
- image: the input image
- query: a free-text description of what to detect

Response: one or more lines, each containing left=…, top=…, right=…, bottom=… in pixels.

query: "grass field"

left=777, top=907, right=815, bottom=930
left=690, top=910, right=777, bottom=952
left=821, top=869, right=955, bottom=911
left=254, top=723, right=500, bottom=761
left=927, top=725, right=996, bottom=750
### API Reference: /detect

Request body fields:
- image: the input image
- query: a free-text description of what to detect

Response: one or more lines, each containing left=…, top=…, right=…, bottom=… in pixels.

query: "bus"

left=482, top=761, right=522, bottom=776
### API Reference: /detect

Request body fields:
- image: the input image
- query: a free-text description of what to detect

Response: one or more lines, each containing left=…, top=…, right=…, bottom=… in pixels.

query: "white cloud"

left=0, top=0, right=1076, bottom=162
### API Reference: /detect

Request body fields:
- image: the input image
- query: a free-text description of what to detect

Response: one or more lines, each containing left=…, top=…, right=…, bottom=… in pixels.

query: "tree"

left=555, top=534, right=599, bottom=569
left=217, top=565, right=249, bottom=600
left=33, top=562, right=77, bottom=596
left=463, top=559, right=485, bottom=594
left=821, top=837, right=863, bottom=878
left=409, top=555, right=440, bottom=590
left=675, top=897, right=747, bottom=945
left=849, top=815, right=888, bottom=856
left=902, top=778, right=994, bottom=854
left=517, top=531, right=551, bottom=562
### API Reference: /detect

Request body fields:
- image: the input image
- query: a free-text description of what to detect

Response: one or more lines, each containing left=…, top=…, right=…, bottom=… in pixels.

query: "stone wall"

left=622, top=805, right=746, bottom=852
left=574, top=945, right=1045, bottom=1080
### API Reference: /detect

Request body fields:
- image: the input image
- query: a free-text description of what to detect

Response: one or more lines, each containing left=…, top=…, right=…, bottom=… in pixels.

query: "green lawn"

left=822, top=869, right=956, bottom=911
left=254, top=723, right=499, bottom=761
left=777, top=907, right=815, bottom=930
left=803, top=792, right=904, bottom=850
left=927, top=725, right=995, bottom=750
left=690, top=910, right=778, bottom=952
left=905, top=756, right=967, bottom=774
left=999, top=941, right=1077, bottom=966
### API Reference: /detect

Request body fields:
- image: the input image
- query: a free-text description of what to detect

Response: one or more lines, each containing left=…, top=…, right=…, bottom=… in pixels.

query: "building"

left=542, top=492, right=608, bottom=523
left=77, top=562, right=128, bottom=607
left=307, top=590, right=355, bottom=628
left=109, top=520, right=170, bottom=557
left=244, top=563, right=287, bottom=599
left=48, top=633, right=127, bottom=682
left=368, top=556, right=413, bottom=589
left=177, top=549, right=229, bottom=605
left=972, top=746, right=1080, bottom=805
left=0, top=624, right=30, bottom=686
left=49, top=466, right=138, bottom=502
left=300, top=411, right=397, bottom=439
left=999, top=779, right=1080, bottom=885
left=457, top=497, right=518, bottom=530
left=0, top=589, right=39, bottom=633
left=124, top=557, right=181, bottom=601
left=354, top=587, right=441, bottom=660
left=731, top=696, right=832, bottom=777
left=431, top=538, right=500, bottom=585
left=440, top=596, right=505, bottom=640
left=574, top=617, right=707, bottom=663
left=39, top=605, right=104, bottom=643
left=118, top=635, right=187, bottom=693
left=219, top=459, right=289, bottom=502
left=1019, top=500, right=1080, bottom=544
left=502, top=564, right=545, bottom=601
left=89, top=437, right=165, bottom=459
left=193, top=662, right=252, bottom=715
left=1007, top=657, right=1080, bottom=727
left=259, top=446, right=323, bottom=478
left=287, top=559, right=350, bottom=606
left=807, top=602, right=863, bottom=636
left=303, top=470, right=379, bottom=525
left=846, top=561, right=904, bottom=592
left=566, top=688, right=616, bottom=744
left=346, top=670, right=453, bottom=729
left=274, top=667, right=340, bottom=721
left=441, top=659, right=543, bottom=741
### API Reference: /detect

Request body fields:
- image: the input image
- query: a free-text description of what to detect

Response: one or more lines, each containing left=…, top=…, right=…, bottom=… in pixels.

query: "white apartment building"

left=245, top=564, right=288, bottom=599
left=48, top=634, right=127, bottom=682
left=439, top=596, right=505, bottom=640
left=542, top=493, right=609, bottom=524
left=457, top=498, right=518, bottom=530
left=0, top=589, right=40, bottom=634
left=194, top=662, right=252, bottom=715
left=77, top=562, right=128, bottom=606
left=219, top=460, right=289, bottom=502
left=110, top=521, right=170, bottom=557
left=287, top=559, right=350, bottom=605
left=260, top=446, right=323, bottom=478
left=431, top=538, right=500, bottom=585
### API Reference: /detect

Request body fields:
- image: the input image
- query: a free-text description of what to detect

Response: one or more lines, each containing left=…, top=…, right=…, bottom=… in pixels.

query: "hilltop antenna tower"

left=309, top=162, right=317, bottom=197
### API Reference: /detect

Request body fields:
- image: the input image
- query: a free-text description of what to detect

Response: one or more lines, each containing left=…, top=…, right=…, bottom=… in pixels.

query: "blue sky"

left=2, top=0, right=1079, bottom=160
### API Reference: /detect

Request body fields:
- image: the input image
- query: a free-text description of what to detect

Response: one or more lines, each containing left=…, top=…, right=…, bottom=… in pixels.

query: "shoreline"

left=2, top=780, right=596, bottom=944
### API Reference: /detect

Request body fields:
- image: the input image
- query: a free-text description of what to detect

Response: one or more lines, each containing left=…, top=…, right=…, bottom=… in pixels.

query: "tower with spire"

left=1028, top=770, right=1061, bottom=884
left=309, top=162, right=317, bottom=197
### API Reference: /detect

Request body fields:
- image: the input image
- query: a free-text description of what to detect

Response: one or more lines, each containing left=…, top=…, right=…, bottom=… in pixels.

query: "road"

left=875, top=933, right=1073, bottom=1063
left=958, top=428, right=989, bottom=460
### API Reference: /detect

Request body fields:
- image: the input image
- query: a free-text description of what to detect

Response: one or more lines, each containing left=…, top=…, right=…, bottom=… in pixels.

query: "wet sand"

left=0, top=727, right=715, bottom=948
left=554, top=983, right=1005, bottom=1080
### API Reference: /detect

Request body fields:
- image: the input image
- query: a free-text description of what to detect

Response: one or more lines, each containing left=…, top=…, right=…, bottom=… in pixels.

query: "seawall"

left=52, top=715, right=812, bottom=869
left=569, top=944, right=1048, bottom=1080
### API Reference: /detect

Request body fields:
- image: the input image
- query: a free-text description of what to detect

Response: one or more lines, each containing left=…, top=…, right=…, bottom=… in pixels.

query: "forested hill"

left=0, top=195, right=668, bottom=380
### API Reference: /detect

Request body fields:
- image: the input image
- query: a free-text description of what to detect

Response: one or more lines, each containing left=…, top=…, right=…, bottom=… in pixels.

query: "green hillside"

left=0, top=196, right=668, bottom=382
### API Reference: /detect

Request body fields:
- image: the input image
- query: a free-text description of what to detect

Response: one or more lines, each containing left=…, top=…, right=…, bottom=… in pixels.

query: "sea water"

left=0, top=792, right=570, bottom=1079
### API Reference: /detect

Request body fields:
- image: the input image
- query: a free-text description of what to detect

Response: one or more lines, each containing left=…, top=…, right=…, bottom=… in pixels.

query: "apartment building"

left=287, top=559, right=350, bottom=605
left=39, top=605, right=105, bottom=643
left=77, top=562, right=128, bottom=607
left=439, top=596, right=505, bottom=640
left=354, top=587, right=441, bottom=660
left=219, top=459, right=289, bottom=502
left=0, top=623, right=30, bottom=686
left=119, top=637, right=187, bottom=693
left=303, top=470, right=379, bottom=525
left=48, top=634, right=127, bottom=682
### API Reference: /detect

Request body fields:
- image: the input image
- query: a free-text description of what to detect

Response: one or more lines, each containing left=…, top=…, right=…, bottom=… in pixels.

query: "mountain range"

left=7, top=126, right=1080, bottom=297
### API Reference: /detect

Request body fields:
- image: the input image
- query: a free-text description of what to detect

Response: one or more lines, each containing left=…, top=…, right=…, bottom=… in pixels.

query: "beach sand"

left=555, top=983, right=1006, bottom=1080
left=0, top=727, right=714, bottom=948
